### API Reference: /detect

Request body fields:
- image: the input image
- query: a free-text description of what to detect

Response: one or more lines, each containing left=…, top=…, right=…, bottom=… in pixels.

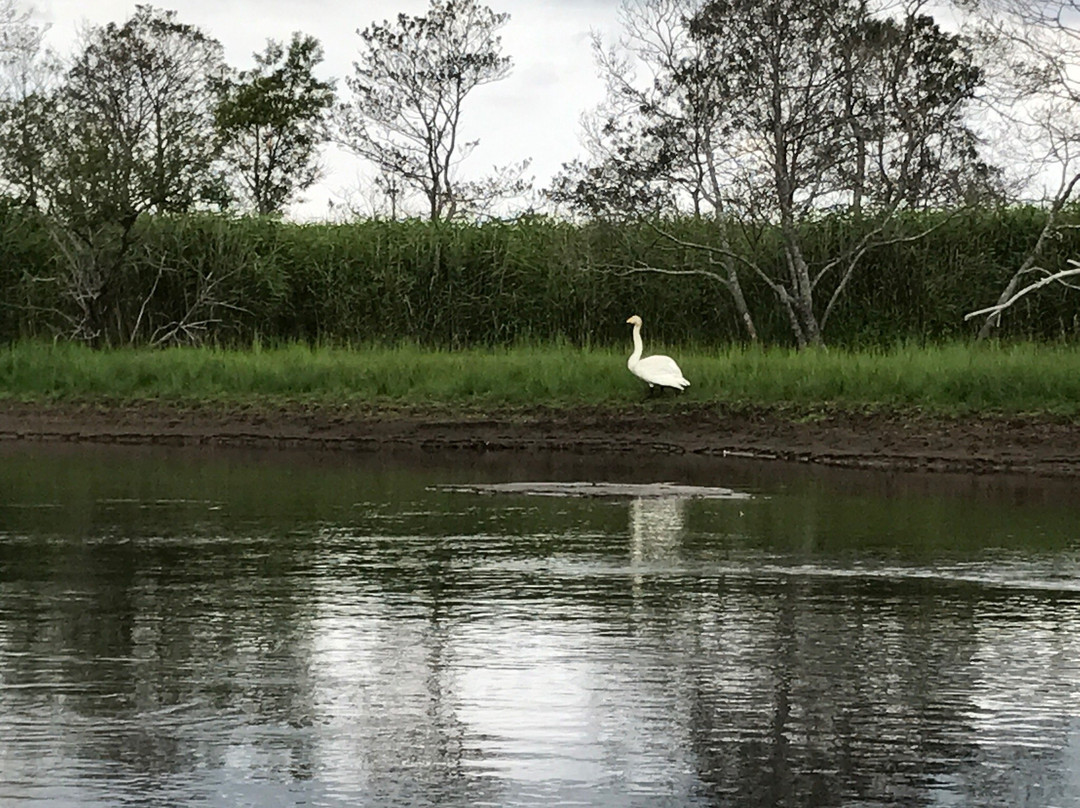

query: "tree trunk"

left=703, top=146, right=758, bottom=342
left=727, top=264, right=759, bottom=343
left=780, top=224, right=823, bottom=347
left=852, top=135, right=865, bottom=218
left=714, top=230, right=758, bottom=342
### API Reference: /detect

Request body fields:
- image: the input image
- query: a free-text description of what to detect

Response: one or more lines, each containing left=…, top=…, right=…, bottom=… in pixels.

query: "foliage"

left=0, top=6, right=231, bottom=346
left=215, top=33, right=335, bottom=215
left=2, top=207, right=1080, bottom=349
left=549, top=0, right=719, bottom=219
left=59, top=4, right=227, bottom=222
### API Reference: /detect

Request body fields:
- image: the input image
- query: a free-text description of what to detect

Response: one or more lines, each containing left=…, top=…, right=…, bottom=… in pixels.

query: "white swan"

left=626, top=314, right=690, bottom=391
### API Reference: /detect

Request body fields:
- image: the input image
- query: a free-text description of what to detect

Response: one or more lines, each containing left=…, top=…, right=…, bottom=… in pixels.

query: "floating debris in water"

left=435, top=481, right=752, bottom=499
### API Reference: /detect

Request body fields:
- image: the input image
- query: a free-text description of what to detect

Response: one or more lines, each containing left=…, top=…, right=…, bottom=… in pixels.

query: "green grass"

left=687, top=341, right=1080, bottom=415
left=3, top=340, right=1080, bottom=416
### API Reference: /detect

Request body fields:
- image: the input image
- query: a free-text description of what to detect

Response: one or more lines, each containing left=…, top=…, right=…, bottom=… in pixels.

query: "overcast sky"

left=29, top=0, right=624, bottom=219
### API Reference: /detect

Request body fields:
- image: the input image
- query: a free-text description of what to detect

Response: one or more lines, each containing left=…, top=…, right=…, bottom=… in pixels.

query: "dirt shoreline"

left=3, top=399, right=1080, bottom=477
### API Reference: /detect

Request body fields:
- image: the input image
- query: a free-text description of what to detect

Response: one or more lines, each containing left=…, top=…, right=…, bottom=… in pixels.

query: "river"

left=1, top=443, right=1079, bottom=807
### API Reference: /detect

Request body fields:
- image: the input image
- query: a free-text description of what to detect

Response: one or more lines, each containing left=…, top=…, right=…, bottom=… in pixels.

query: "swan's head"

left=626, top=315, right=642, bottom=326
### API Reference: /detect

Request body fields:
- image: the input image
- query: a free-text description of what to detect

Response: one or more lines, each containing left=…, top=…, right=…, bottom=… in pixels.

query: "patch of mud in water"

left=436, top=481, right=752, bottom=499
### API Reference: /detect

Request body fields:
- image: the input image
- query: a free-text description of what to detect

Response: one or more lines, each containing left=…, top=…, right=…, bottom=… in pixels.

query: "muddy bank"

left=2, top=400, right=1079, bottom=477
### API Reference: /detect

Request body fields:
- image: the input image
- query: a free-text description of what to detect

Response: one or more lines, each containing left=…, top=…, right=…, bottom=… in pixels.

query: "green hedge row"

left=2, top=205, right=1079, bottom=347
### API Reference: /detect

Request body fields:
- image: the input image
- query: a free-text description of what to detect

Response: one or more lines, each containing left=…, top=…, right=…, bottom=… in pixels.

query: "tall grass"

left=4, top=340, right=1080, bottom=415
left=4, top=207, right=1080, bottom=349
left=0, top=341, right=630, bottom=405
left=688, top=341, right=1080, bottom=414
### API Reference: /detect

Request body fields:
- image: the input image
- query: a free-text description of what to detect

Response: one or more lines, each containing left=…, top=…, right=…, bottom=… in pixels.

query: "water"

left=2, top=443, right=1080, bottom=807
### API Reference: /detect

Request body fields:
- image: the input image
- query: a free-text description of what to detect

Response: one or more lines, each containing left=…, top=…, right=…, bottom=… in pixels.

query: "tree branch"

left=964, top=259, right=1080, bottom=321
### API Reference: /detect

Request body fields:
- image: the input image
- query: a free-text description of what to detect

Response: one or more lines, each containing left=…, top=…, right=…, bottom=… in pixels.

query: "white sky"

left=30, top=0, right=624, bottom=220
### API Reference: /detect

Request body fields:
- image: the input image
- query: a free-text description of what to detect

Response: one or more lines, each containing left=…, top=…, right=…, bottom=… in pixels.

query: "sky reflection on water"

left=1, top=444, right=1080, bottom=807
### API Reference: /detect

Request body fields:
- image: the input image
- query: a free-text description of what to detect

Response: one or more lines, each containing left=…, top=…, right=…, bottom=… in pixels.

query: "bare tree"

left=690, top=0, right=987, bottom=346
left=0, top=0, right=55, bottom=208
left=550, top=0, right=760, bottom=340
left=960, top=0, right=1080, bottom=336
left=557, top=0, right=989, bottom=345
left=333, top=0, right=515, bottom=221
left=0, top=0, right=36, bottom=81
left=556, top=0, right=989, bottom=347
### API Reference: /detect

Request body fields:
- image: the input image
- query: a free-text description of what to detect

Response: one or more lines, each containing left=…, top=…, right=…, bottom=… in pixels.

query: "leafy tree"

left=333, top=0, right=514, bottom=221
left=59, top=4, right=226, bottom=222
left=832, top=13, right=998, bottom=214
left=23, top=5, right=230, bottom=345
left=215, top=33, right=335, bottom=216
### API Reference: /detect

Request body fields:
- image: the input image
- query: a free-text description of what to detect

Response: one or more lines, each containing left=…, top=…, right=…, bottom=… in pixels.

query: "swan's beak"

left=625, top=317, right=634, bottom=324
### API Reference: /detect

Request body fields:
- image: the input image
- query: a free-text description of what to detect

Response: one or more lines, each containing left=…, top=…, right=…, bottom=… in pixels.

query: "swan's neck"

left=628, top=323, right=643, bottom=367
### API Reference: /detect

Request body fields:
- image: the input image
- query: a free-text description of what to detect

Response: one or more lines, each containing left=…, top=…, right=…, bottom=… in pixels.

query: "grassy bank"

left=4, top=341, right=1080, bottom=416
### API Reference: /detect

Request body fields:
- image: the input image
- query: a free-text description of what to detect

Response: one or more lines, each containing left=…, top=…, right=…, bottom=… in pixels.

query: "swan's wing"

left=635, top=355, right=690, bottom=388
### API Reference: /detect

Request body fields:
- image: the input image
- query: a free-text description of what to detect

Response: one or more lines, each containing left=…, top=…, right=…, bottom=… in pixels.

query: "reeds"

left=5, top=340, right=1080, bottom=415
left=3, top=207, right=1080, bottom=349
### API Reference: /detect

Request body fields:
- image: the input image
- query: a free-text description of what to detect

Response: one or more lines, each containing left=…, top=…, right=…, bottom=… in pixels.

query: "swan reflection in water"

left=629, top=496, right=688, bottom=591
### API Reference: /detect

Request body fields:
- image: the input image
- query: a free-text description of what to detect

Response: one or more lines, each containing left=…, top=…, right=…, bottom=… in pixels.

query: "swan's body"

left=626, top=315, right=690, bottom=391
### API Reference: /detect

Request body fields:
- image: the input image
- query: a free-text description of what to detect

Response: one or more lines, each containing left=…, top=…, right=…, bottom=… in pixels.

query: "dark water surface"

left=2, top=443, right=1080, bottom=807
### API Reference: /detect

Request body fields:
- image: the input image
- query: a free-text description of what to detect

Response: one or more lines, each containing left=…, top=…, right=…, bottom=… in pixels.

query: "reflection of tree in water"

left=305, top=531, right=502, bottom=807
left=618, top=494, right=1029, bottom=807
left=678, top=575, right=993, bottom=807
left=1, top=519, right=503, bottom=805
left=0, top=522, right=323, bottom=797
left=953, top=600, right=1080, bottom=807
left=0, top=442, right=487, bottom=805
